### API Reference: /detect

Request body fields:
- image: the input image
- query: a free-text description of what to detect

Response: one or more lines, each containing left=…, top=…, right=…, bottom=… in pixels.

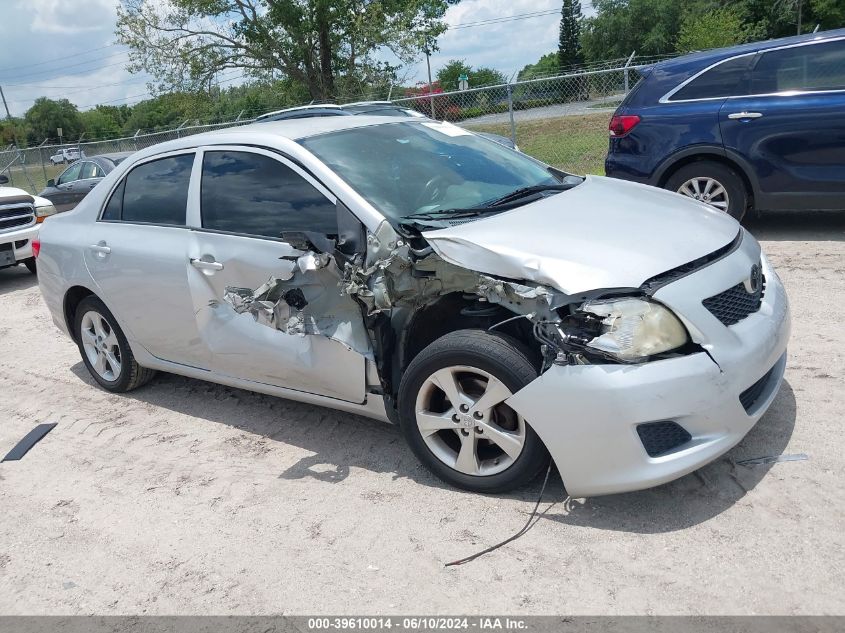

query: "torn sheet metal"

left=223, top=251, right=373, bottom=358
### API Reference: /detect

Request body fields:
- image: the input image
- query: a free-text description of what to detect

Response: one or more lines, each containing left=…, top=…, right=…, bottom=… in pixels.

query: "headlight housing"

left=34, top=203, right=57, bottom=223
left=581, top=298, right=688, bottom=362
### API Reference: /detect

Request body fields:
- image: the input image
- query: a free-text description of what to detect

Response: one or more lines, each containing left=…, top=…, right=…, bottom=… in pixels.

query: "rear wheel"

left=398, top=329, right=549, bottom=493
left=665, top=161, right=748, bottom=221
left=23, top=258, right=36, bottom=274
left=74, top=295, right=156, bottom=392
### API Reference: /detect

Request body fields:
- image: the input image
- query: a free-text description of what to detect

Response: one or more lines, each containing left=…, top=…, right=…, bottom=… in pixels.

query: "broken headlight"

left=580, top=298, right=688, bottom=362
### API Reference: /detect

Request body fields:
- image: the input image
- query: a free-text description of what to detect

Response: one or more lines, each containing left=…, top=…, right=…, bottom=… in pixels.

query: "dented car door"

left=186, top=147, right=369, bottom=403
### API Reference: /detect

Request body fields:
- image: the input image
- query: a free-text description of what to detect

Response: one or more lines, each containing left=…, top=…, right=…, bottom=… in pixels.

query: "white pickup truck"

left=0, top=174, right=57, bottom=273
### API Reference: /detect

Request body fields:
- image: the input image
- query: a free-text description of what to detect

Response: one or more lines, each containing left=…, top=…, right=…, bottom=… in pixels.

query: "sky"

left=0, top=0, right=596, bottom=118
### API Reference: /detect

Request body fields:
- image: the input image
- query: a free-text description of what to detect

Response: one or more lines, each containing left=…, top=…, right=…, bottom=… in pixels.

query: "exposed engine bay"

left=221, top=204, right=700, bottom=416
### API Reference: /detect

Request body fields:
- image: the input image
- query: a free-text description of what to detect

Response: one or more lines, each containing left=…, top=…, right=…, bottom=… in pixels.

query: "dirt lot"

left=0, top=212, right=843, bottom=615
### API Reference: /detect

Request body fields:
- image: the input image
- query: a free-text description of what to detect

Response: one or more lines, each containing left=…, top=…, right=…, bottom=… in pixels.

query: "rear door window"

left=752, top=39, right=845, bottom=94
left=101, top=153, right=193, bottom=225
left=200, top=150, right=337, bottom=238
left=670, top=55, right=755, bottom=101
left=79, top=162, right=99, bottom=179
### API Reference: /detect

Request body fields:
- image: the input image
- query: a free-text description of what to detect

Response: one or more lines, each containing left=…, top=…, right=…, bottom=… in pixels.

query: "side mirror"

left=46, top=179, right=55, bottom=188
left=0, top=174, right=8, bottom=185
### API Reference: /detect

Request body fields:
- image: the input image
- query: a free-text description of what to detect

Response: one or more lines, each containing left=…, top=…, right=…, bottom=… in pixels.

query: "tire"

left=398, top=329, right=550, bottom=493
left=23, top=258, right=36, bottom=274
left=73, top=295, right=156, bottom=392
left=665, top=160, right=748, bottom=221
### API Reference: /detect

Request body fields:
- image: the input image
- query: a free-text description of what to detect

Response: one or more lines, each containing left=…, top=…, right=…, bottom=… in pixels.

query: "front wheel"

left=665, top=161, right=748, bottom=221
left=398, top=330, right=549, bottom=493
left=74, top=295, right=156, bottom=392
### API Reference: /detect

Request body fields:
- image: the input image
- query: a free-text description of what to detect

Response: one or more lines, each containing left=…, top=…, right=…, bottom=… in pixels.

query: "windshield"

left=299, top=121, right=559, bottom=221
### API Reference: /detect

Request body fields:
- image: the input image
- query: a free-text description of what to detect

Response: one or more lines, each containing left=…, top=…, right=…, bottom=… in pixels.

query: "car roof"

left=256, top=104, right=343, bottom=120
left=121, top=115, right=424, bottom=165
left=631, top=28, right=845, bottom=103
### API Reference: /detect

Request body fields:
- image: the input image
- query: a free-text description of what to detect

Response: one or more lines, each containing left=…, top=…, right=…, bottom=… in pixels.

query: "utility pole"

left=425, top=48, right=436, bottom=119
left=797, top=0, right=803, bottom=34
left=0, top=86, right=12, bottom=121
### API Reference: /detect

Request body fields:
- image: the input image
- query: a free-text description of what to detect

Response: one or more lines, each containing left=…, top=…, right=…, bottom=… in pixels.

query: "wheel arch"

left=63, top=285, right=97, bottom=344
left=653, top=146, right=760, bottom=208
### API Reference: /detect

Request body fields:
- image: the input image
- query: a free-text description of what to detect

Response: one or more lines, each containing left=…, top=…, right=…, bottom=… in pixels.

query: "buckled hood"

left=422, top=175, right=741, bottom=295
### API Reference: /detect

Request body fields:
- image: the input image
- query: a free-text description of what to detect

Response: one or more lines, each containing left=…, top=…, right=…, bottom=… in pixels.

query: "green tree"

left=80, top=106, right=124, bottom=139
left=23, top=98, right=83, bottom=144
left=581, top=0, right=684, bottom=62
left=676, top=7, right=748, bottom=53
left=117, top=0, right=458, bottom=102
left=558, top=0, right=584, bottom=69
left=517, top=53, right=560, bottom=80
left=436, top=60, right=506, bottom=90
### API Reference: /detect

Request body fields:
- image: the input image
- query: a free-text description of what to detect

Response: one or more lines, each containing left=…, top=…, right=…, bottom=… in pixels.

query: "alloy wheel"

left=414, top=365, right=526, bottom=476
left=80, top=310, right=122, bottom=381
left=677, top=177, right=729, bottom=212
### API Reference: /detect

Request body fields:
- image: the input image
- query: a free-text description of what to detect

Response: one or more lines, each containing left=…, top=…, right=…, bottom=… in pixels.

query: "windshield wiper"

left=484, top=183, right=577, bottom=207
left=403, top=208, right=496, bottom=221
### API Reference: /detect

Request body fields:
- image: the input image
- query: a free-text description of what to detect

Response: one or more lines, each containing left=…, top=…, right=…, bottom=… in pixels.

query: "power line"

left=0, top=51, right=131, bottom=84
left=0, top=43, right=124, bottom=73
left=449, top=10, right=560, bottom=30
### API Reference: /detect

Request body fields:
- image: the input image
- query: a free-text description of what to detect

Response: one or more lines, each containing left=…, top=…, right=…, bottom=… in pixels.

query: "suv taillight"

left=32, top=238, right=40, bottom=259
left=609, top=114, right=641, bottom=137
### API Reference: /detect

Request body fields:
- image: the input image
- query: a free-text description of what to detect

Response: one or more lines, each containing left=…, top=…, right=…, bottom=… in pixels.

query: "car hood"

left=422, top=175, right=740, bottom=295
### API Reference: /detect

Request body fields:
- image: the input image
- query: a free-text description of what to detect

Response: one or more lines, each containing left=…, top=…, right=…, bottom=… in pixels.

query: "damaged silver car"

left=35, top=116, right=790, bottom=495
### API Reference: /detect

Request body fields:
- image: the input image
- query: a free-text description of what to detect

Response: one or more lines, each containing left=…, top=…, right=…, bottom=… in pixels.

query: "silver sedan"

left=35, top=116, right=790, bottom=495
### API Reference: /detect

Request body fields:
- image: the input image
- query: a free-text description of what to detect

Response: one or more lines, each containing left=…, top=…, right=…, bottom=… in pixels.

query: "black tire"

left=23, top=258, right=36, bottom=274
left=73, top=295, right=156, bottom=392
left=665, top=160, right=748, bottom=221
left=398, top=329, right=550, bottom=493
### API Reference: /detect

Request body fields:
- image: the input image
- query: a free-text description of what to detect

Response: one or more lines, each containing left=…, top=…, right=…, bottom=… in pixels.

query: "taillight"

left=609, top=114, right=641, bottom=137
left=32, top=238, right=40, bottom=259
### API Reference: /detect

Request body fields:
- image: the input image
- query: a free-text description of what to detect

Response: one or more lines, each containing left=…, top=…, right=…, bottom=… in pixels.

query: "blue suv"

left=605, top=29, right=845, bottom=220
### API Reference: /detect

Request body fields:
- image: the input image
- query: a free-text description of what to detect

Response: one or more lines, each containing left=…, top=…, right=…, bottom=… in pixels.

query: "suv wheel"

left=398, top=329, right=550, bottom=493
left=665, top=161, right=748, bottom=221
left=23, top=258, right=36, bottom=274
left=74, top=295, right=156, bottom=392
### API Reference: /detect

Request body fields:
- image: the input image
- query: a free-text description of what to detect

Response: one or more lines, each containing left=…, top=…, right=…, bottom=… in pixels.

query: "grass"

left=2, top=163, right=64, bottom=195
left=466, top=112, right=610, bottom=175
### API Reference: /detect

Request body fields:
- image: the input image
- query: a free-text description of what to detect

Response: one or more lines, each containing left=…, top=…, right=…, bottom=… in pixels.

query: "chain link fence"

left=1, top=60, right=654, bottom=195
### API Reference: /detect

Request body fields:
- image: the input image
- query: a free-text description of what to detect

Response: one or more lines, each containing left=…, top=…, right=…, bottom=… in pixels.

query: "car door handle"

left=89, top=244, right=111, bottom=255
left=190, top=258, right=224, bottom=271
left=727, top=111, right=763, bottom=120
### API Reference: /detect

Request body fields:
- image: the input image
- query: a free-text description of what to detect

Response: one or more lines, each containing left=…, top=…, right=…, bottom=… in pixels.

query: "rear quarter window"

left=669, top=55, right=754, bottom=101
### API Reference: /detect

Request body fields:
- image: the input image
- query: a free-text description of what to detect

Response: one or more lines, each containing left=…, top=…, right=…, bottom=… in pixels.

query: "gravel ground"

left=462, top=97, right=619, bottom=126
left=0, top=212, right=843, bottom=615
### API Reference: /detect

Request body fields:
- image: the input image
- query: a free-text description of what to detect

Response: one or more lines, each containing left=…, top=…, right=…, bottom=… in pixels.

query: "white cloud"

left=19, top=0, right=116, bottom=34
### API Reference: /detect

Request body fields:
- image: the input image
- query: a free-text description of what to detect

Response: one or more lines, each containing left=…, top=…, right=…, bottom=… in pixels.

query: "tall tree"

left=558, top=0, right=584, bottom=69
left=116, top=0, right=457, bottom=102
left=23, top=98, right=83, bottom=145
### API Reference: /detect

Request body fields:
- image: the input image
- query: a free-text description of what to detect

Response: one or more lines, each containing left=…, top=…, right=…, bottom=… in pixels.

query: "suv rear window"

left=752, top=39, right=845, bottom=94
left=670, top=55, right=754, bottom=101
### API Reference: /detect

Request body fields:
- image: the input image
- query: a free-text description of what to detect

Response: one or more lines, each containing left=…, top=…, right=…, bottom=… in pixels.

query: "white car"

left=0, top=174, right=57, bottom=273
left=35, top=117, right=790, bottom=495
left=49, top=148, right=84, bottom=165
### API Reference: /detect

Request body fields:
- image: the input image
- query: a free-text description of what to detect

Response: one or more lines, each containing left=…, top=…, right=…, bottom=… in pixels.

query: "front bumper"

left=506, top=232, right=791, bottom=497
left=0, top=224, right=38, bottom=267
